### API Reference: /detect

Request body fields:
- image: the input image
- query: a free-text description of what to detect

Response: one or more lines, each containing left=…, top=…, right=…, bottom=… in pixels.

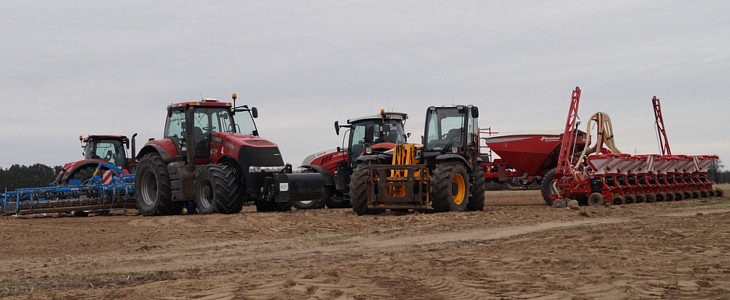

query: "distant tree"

left=0, top=164, right=60, bottom=191
left=708, top=158, right=728, bottom=183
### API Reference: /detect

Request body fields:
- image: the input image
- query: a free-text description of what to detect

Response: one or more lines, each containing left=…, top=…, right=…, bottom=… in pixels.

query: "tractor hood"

left=211, top=132, right=284, bottom=167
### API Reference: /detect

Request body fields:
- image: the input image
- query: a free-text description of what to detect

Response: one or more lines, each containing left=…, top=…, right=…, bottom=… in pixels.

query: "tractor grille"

left=238, top=146, right=285, bottom=171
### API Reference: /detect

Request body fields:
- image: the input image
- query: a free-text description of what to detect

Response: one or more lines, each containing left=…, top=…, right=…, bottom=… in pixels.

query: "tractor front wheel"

left=135, top=154, right=182, bottom=216
left=431, top=161, right=468, bottom=212
left=349, top=164, right=371, bottom=216
left=194, top=164, right=241, bottom=214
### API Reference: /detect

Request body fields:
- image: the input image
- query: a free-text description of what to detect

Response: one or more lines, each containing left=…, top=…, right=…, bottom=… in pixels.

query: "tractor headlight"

left=365, top=147, right=373, bottom=155
left=451, top=146, right=459, bottom=154
left=249, top=166, right=286, bottom=173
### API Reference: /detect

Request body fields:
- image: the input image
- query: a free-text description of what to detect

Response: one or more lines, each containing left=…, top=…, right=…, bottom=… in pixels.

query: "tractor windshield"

left=424, top=107, right=465, bottom=152
left=84, top=139, right=126, bottom=168
left=348, top=120, right=406, bottom=161
left=232, top=107, right=258, bottom=136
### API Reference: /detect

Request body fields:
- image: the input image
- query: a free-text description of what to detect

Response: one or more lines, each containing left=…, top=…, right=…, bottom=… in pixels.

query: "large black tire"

left=467, top=166, right=485, bottom=211
left=194, top=164, right=242, bottom=214
left=70, top=166, right=96, bottom=184
left=135, top=154, right=182, bottom=216
left=430, top=161, right=469, bottom=212
left=349, top=164, right=371, bottom=216
left=540, top=169, right=557, bottom=206
left=326, top=194, right=352, bottom=208
left=55, top=165, right=96, bottom=186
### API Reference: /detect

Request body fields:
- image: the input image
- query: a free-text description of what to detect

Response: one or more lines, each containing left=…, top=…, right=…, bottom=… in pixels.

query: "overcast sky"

left=1, top=1, right=728, bottom=170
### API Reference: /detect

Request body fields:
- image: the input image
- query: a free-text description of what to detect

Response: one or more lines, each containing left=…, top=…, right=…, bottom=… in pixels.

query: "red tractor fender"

left=305, top=148, right=348, bottom=176
left=136, top=139, right=179, bottom=162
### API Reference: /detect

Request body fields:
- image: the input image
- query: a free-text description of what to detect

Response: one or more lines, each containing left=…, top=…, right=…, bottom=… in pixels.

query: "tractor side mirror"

left=334, top=121, right=340, bottom=135
left=251, top=107, right=258, bottom=118
left=471, top=106, right=479, bottom=118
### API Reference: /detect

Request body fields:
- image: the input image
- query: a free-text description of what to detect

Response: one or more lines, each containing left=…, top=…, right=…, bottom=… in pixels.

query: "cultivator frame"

left=0, top=163, right=135, bottom=215
left=548, top=87, right=724, bottom=207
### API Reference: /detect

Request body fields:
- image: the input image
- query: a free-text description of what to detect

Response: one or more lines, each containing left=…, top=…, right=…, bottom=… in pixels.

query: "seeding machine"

left=543, top=87, right=724, bottom=207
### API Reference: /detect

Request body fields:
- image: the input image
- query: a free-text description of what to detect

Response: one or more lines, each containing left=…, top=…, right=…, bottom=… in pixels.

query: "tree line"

left=0, top=164, right=62, bottom=192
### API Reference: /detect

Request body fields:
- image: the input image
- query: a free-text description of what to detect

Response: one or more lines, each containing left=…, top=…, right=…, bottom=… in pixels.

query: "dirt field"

left=1, top=184, right=729, bottom=299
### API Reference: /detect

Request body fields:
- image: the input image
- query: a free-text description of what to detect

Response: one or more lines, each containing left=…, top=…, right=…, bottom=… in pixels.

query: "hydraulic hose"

left=575, top=112, right=621, bottom=169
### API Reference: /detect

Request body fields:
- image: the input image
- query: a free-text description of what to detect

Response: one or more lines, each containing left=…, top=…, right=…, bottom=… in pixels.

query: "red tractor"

left=55, top=134, right=136, bottom=185
left=298, top=110, right=408, bottom=209
left=134, top=94, right=325, bottom=216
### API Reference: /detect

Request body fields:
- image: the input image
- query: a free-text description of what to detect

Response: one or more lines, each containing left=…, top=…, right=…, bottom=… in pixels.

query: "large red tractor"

left=134, top=94, right=325, bottom=216
left=298, top=110, right=408, bottom=209
left=55, top=134, right=136, bottom=185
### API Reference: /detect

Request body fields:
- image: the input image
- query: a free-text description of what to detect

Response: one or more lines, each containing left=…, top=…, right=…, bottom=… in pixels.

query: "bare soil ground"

left=1, top=184, right=729, bottom=299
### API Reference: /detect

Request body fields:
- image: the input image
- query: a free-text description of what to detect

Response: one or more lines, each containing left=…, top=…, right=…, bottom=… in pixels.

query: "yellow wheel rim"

left=452, top=173, right=466, bottom=205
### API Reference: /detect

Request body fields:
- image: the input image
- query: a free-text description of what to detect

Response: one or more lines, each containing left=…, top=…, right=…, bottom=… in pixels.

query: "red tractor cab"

left=55, top=134, right=136, bottom=185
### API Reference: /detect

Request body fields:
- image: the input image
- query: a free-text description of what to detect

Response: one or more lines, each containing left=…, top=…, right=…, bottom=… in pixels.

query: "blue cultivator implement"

left=0, top=163, right=135, bottom=215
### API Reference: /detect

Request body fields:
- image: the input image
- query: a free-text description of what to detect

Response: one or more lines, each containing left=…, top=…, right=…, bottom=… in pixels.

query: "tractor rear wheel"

left=135, top=153, right=182, bottom=216
left=467, top=165, right=485, bottom=211
left=194, top=164, right=241, bottom=214
left=431, top=161, right=468, bottom=212
left=349, top=164, right=371, bottom=216
left=540, top=169, right=557, bottom=206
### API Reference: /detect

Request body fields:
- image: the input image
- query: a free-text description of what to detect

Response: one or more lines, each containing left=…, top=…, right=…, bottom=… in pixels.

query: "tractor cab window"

left=349, top=122, right=371, bottom=160
left=192, top=107, right=233, bottom=135
left=380, top=121, right=406, bottom=144
left=164, top=110, right=186, bottom=142
left=424, top=108, right=465, bottom=151
left=233, top=107, right=258, bottom=136
left=348, top=120, right=406, bottom=161
left=85, top=139, right=126, bottom=168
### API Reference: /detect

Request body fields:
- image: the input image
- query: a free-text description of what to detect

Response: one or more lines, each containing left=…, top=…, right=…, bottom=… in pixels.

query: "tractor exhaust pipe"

left=131, top=133, right=137, bottom=169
